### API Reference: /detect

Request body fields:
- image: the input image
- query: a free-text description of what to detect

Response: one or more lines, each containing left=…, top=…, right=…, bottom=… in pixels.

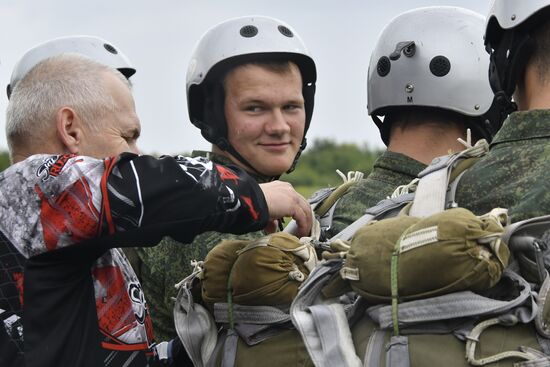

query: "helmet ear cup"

left=199, top=82, right=229, bottom=148
left=198, top=123, right=216, bottom=144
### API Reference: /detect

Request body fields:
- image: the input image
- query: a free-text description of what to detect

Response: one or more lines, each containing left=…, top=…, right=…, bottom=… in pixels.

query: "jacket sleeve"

left=101, top=153, right=268, bottom=245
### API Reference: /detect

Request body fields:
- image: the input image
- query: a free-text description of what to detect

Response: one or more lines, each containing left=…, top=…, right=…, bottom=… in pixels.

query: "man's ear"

left=56, top=107, right=82, bottom=154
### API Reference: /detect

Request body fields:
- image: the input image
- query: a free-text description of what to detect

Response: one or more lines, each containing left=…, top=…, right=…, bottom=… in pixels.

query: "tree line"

left=0, top=140, right=383, bottom=196
left=281, top=139, right=382, bottom=196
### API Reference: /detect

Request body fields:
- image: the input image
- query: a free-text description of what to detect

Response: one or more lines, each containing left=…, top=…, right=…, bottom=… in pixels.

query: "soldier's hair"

left=222, top=60, right=297, bottom=91
left=386, top=106, right=468, bottom=132
left=6, top=54, right=130, bottom=153
left=384, top=106, right=487, bottom=143
left=530, top=20, right=550, bottom=84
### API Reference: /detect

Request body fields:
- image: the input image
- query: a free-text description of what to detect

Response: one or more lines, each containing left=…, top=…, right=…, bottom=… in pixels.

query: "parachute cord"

left=227, top=262, right=239, bottom=330
left=465, top=316, right=538, bottom=365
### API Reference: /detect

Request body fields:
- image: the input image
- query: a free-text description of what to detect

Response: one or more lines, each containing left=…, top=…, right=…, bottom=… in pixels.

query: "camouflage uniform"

left=134, top=151, right=270, bottom=342
left=456, top=110, right=550, bottom=222
left=349, top=111, right=550, bottom=366
left=328, top=151, right=426, bottom=236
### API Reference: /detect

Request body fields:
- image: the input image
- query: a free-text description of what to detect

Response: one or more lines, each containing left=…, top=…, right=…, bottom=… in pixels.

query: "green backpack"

left=290, top=140, right=550, bottom=367
left=202, top=232, right=317, bottom=308
left=342, top=207, right=510, bottom=303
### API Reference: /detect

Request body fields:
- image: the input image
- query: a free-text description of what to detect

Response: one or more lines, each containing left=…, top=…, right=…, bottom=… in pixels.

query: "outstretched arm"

left=105, top=154, right=311, bottom=243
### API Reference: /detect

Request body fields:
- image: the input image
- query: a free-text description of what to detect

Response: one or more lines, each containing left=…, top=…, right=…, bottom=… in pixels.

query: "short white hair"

left=6, top=54, right=131, bottom=152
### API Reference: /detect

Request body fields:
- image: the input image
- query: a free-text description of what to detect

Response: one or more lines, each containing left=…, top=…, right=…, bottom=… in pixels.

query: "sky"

left=0, top=0, right=491, bottom=155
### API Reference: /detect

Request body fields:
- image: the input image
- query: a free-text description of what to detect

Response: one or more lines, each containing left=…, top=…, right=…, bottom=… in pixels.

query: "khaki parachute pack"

left=342, top=207, right=510, bottom=303
left=291, top=139, right=550, bottom=367
left=174, top=139, right=550, bottom=366
left=201, top=231, right=318, bottom=308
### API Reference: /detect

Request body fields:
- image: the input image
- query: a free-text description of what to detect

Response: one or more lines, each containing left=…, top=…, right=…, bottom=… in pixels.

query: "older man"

left=0, top=54, right=311, bottom=367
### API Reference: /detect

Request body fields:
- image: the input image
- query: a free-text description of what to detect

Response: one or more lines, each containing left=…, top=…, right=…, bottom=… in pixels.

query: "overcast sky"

left=0, top=0, right=490, bottom=155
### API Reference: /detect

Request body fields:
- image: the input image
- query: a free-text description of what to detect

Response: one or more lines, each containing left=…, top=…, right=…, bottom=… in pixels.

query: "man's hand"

left=259, top=181, right=312, bottom=237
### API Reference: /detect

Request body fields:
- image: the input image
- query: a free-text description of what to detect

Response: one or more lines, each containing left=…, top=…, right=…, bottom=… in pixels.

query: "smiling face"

left=222, top=62, right=305, bottom=177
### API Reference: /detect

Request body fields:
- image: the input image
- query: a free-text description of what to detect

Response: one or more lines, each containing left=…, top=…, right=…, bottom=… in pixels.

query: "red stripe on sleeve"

left=99, top=157, right=118, bottom=235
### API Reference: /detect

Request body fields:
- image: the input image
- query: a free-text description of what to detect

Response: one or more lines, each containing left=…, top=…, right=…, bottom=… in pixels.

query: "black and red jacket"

left=0, top=153, right=267, bottom=367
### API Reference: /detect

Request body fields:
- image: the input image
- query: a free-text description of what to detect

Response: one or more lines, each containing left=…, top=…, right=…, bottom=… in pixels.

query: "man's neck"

left=211, top=145, right=243, bottom=168
left=387, top=122, right=466, bottom=165
left=9, top=138, right=68, bottom=164
left=516, top=65, right=550, bottom=111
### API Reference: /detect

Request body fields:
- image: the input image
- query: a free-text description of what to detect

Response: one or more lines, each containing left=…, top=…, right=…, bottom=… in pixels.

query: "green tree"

left=281, top=139, right=382, bottom=196
left=0, top=151, right=9, bottom=172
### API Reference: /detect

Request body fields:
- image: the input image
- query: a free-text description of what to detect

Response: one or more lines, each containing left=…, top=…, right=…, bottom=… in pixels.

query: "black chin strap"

left=372, top=115, right=391, bottom=146
left=286, top=138, right=307, bottom=174
left=215, top=137, right=278, bottom=180
left=487, top=29, right=534, bottom=121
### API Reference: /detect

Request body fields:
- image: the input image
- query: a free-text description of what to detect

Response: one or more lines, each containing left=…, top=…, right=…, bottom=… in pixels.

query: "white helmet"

left=186, top=15, right=316, bottom=174
left=485, top=0, right=550, bottom=122
left=7, top=35, right=136, bottom=99
left=368, top=6, right=498, bottom=145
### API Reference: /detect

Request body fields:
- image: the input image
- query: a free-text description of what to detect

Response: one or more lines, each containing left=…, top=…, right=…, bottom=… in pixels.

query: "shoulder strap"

left=367, top=269, right=536, bottom=330
left=284, top=171, right=364, bottom=237
left=290, top=260, right=363, bottom=367
left=173, top=263, right=219, bottom=367
left=330, top=193, right=415, bottom=242
left=409, top=139, right=489, bottom=217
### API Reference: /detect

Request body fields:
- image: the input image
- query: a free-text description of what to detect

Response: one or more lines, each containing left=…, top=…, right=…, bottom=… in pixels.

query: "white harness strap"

left=409, top=139, right=489, bottom=218
left=173, top=267, right=218, bottom=367
left=290, top=260, right=362, bottom=367
left=408, top=154, right=455, bottom=218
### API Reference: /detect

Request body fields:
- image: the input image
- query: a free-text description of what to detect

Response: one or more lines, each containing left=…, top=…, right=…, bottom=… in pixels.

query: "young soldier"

left=134, top=15, right=317, bottom=342
left=328, top=6, right=499, bottom=236
left=456, top=1, right=550, bottom=222
left=347, top=5, right=550, bottom=366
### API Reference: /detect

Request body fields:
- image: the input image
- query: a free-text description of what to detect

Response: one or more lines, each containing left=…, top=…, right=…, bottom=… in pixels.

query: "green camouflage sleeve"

left=328, top=178, right=384, bottom=236
left=139, top=230, right=265, bottom=342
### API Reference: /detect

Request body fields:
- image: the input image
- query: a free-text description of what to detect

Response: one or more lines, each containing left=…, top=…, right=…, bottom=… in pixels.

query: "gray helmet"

left=485, top=0, right=550, bottom=123
left=186, top=15, right=316, bottom=175
left=368, top=6, right=498, bottom=145
left=7, top=35, right=136, bottom=99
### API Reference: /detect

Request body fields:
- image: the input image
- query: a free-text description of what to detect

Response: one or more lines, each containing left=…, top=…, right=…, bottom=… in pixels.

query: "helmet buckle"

left=389, top=41, right=416, bottom=61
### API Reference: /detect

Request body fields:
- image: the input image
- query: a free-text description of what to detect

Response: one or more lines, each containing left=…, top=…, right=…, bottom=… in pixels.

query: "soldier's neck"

left=387, top=122, right=466, bottom=165
left=515, top=64, right=550, bottom=111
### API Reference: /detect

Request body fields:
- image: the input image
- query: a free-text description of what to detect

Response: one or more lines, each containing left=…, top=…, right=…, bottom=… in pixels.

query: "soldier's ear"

left=56, top=107, right=83, bottom=154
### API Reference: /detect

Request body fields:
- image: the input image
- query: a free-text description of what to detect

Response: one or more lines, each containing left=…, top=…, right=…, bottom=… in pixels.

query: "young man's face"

left=223, top=62, right=306, bottom=176
left=78, top=72, right=141, bottom=158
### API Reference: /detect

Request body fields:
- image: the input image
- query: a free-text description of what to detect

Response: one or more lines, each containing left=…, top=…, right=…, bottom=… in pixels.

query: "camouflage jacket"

left=456, top=109, right=550, bottom=222
left=327, top=150, right=426, bottom=236
left=349, top=111, right=550, bottom=366
left=133, top=151, right=271, bottom=342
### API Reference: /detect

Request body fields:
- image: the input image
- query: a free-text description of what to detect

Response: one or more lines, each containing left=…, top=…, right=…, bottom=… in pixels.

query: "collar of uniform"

left=491, top=109, right=550, bottom=147
left=371, top=150, right=427, bottom=178
left=191, top=150, right=272, bottom=183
